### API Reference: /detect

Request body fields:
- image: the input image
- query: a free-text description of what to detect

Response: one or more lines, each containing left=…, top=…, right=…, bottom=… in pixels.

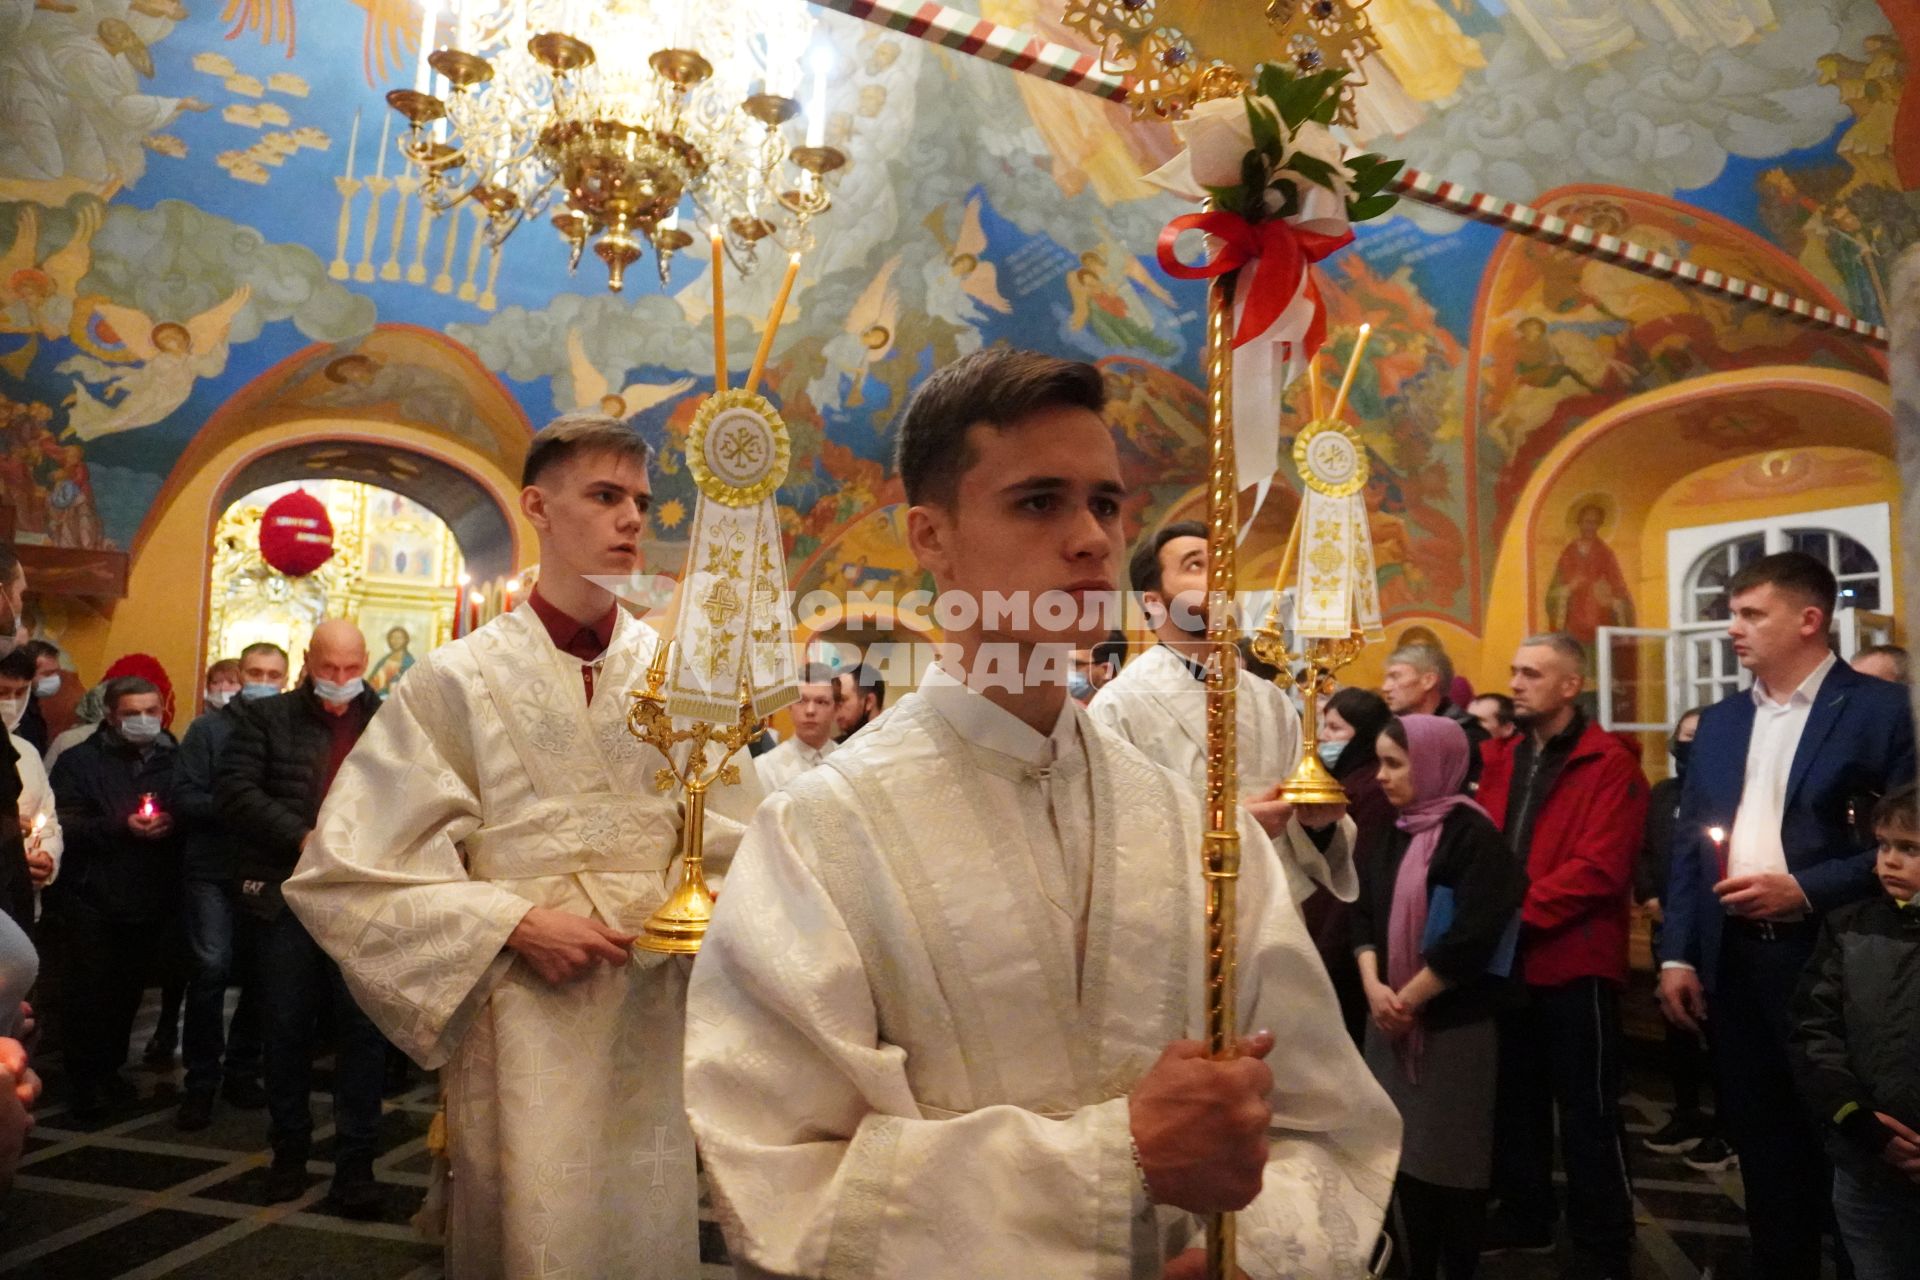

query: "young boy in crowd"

left=1790, top=783, right=1920, bottom=1278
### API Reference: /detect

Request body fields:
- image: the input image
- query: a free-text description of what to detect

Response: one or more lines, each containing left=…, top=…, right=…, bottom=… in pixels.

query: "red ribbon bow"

left=1156, top=210, right=1353, bottom=358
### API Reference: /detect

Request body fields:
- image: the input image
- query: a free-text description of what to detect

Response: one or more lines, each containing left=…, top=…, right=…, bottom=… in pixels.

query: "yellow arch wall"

left=50, top=419, right=532, bottom=710
left=1476, top=365, right=1895, bottom=692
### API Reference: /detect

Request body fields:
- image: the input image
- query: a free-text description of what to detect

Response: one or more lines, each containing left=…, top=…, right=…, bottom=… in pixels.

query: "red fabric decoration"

left=1155, top=209, right=1352, bottom=361
left=103, top=653, right=176, bottom=729
left=259, top=489, right=335, bottom=577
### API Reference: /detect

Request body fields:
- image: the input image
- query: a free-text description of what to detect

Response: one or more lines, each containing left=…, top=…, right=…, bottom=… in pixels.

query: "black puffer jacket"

left=172, top=701, right=252, bottom=883
left=215, top=681, right=381, bottom=914
left=1790, top=894, right=1920, bottom=1168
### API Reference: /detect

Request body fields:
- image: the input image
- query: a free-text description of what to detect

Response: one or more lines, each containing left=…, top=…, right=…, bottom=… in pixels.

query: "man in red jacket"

left=1478, top=632, right=1648, bottom=1280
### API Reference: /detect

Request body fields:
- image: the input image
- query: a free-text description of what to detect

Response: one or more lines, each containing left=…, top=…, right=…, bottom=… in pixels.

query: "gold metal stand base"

left=1280, top=751, right=1350, bottom=807
left=634, top=866, right=715, bottom=955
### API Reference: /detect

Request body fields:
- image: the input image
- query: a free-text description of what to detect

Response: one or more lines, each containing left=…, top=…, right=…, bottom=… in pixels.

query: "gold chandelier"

left=386, top=1, right=846, bottom=292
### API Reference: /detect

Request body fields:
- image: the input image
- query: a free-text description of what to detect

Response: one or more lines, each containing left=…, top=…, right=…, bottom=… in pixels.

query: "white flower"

left=1144, top=95, right=1268, bottom=203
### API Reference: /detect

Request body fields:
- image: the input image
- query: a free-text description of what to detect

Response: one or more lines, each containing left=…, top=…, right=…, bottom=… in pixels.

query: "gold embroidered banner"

left=666, top=389, right=798, bottom=724
left=1293, top=419, right=1384, bottom=642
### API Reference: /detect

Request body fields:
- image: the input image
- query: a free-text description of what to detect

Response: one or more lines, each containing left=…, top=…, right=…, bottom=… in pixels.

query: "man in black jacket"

left=172, top=642, right=289, bottom=1131
left=217, top=621, right=385, bottom=1213
left=48, top=676, right=179, bottom=1119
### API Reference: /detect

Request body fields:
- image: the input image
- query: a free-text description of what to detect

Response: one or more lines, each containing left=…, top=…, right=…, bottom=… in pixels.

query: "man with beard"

left=1088, top=522, right=1354, bottom=906
left=831, top=662, right=885, bottom=742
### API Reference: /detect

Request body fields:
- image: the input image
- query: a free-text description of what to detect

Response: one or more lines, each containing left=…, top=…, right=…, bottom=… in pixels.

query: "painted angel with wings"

left=564, top=327, right=695, bottom=419
left=57, top=285, right=250, bottom=439
left=1, top=201, right=101, bottom=355
left=921, top=195, right=1012, bottom=335
left=807, top=256, right=899, bottom=412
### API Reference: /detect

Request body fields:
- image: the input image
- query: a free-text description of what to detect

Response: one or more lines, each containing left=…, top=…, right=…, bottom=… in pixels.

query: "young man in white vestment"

left=685, top=349, right=1401, bottom=1279
left=755, top=662, right=838, bottom=793
left=1088, top=521, right=1357, bottom=907
left=284, top=413, right=759, bottom=1280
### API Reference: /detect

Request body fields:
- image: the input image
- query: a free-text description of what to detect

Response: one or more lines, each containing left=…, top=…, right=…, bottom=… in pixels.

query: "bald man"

left=216, top=620, right=389, bottom=1214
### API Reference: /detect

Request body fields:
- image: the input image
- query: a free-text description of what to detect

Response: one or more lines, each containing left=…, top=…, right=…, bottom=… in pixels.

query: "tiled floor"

left=0, top=996, right=735, bottom=1279
left=0, top=999, right=1839, bottom=1278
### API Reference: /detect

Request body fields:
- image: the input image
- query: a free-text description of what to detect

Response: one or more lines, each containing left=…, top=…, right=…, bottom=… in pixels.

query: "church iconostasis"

left=205, top=480, right=462, bottom=691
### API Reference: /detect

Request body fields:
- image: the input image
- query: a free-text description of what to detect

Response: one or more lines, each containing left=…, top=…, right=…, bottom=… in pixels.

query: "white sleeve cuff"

left=1659, top=960, right=1696, bottom=972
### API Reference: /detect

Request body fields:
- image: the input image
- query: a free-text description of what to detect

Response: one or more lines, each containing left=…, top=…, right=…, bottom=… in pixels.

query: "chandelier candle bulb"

left=805, top=50, right=828, bottom=147
left=1328, top=322, right=1371, bottom=423
left=745, top=251, right=801, bottom=397
left=711, top=227, right=728, bottom=392
left=414, top=1, right=434, bottom=94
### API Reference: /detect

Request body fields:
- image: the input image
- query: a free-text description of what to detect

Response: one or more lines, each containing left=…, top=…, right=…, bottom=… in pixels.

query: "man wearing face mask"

left=171, top=644, right=287, bottom=1131
left=216, top=623, right=386, bottom=1213
left=23, top=641, right=82, bottom=742
left=47, top=676, right=180, bottom=1118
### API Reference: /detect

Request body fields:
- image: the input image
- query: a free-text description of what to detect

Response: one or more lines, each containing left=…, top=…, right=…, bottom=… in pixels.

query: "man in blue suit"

left=1658, top=552, right=1916, bottom=1280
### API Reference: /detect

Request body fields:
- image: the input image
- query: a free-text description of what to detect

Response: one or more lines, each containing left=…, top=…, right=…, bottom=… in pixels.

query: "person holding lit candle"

left=47, top=675, right=179, bottom=1121
left=1658, top=552, right=1917, bottom=1280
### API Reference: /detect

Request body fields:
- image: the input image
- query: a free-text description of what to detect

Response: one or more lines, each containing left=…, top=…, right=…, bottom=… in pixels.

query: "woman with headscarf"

left=1352, top=713, right=1526, bottom=1279
left=1304, top=686, right=1397, bottom=1043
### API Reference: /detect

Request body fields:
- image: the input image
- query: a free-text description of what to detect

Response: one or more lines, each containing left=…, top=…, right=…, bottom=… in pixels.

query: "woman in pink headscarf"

left=1352, top=714, right=1526, bottom=1279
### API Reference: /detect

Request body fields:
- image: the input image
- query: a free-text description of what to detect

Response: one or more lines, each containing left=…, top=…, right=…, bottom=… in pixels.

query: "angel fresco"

left=920, top=196, right=1012, bottom=342
left=563, top=328, right=695, bottom=420
left=0, top=201, right=101, bottom=372
left=1065, top=247, right=1176, bottom=359
left=807, top=256, right=899, bottom=413
left=300, top=352, right=494, bottom=451
left=56, top=285, right=249, bottom=440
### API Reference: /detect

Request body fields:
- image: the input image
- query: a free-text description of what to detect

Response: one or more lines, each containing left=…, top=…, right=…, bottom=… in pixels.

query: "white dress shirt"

left=918, top=665, right=1095, bottom=971
left=754, top=735, right=836, bottom=795
left=1726, top=652, right=1834, bottom=890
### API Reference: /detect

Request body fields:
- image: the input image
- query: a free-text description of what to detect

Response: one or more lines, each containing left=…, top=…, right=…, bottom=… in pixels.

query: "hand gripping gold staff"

left=626, top=639, right=761, bottom=955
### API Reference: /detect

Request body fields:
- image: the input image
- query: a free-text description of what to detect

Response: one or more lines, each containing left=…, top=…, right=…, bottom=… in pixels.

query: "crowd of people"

left=0, top=549, right=400, bottom=1215
left=0, top=347, right=1910, bottom=1280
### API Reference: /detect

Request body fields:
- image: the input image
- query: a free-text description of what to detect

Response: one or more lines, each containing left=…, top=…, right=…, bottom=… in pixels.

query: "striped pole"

left=809, top=0, right=1890, bottom=349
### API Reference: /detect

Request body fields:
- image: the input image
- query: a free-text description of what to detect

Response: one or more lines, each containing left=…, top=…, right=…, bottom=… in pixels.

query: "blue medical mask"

left=205, top=689, right=234, bottom=709
left=1317, top=740, right=1346, bottom=771
left=1067, top=671, right=1095, bottom=701
left=313, top=676, right=365, bottom=705
left=240, top=682, right=280, bottom=701
left=119, top=713, right=162, bottom=744
left=33, top=674, right=60, bottom=699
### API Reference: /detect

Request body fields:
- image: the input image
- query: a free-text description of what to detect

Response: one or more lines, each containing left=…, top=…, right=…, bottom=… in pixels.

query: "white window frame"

left=1594, top=503, right=1896, bottom=728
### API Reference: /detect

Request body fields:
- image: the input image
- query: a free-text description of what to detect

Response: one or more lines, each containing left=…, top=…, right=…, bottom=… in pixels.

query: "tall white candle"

left=415, top=0, right=434, bottom=93
left=345, top=108, right=361, bottom=180
left=805, top=49, right=828, bottom=147
left=375, top=108, right=391, bottom=179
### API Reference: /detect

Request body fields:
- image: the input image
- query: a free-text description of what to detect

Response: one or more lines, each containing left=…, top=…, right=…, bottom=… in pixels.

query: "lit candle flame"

left=1707, top=825, right=1727, bottom=844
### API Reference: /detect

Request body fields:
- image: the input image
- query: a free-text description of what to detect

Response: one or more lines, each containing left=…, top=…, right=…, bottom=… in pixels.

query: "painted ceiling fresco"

left=0, top=0, right=1909, bottom=633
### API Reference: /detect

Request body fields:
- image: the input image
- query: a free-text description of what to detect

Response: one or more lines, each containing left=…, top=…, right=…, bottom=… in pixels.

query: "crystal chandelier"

left=386, top=0, right=845, bottom=291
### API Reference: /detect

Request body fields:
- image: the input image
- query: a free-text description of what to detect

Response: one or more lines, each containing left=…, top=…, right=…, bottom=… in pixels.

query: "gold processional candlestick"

left=1199, top=268, right=1242, bottom=1280
left=1251, top=324, right=1376, bottom=807
left=625, top=638, right=761, bottom=954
